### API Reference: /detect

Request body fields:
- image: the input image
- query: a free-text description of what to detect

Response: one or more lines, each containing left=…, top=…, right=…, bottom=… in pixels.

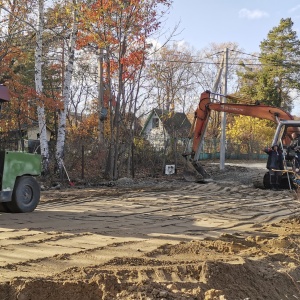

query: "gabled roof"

left=10, top=121, right=53, bottom=134
left=141, top=109, right=191, bottom=137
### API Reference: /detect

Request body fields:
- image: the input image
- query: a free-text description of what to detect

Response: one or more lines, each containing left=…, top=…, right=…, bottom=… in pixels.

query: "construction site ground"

left=1, top=160, right=300, bottom=300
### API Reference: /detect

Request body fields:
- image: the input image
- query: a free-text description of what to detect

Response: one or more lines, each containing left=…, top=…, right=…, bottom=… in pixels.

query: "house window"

left=152, top=117, right=159, bottom=128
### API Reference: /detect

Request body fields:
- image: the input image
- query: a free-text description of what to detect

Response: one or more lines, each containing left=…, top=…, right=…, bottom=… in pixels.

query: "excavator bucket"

left=183, top=158, right=210, bottom=182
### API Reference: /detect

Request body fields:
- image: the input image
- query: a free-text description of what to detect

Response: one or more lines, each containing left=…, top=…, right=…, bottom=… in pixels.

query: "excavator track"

left=252, top=171, right=269, bottom=189
left=252, top=170, right=297, bottom=190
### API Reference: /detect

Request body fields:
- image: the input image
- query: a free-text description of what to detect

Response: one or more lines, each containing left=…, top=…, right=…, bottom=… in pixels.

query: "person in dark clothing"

left=264, top=144, right=284, bottom=190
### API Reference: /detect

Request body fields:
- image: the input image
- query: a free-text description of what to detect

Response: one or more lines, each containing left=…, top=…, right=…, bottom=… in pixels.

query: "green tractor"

left=0, top=86, right=41, bottom=213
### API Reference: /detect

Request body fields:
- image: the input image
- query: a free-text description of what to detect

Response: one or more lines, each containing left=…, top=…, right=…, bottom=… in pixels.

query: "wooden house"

left=141, top=109, right=191, bottom=149
left=8, top=123, right=53, bottom=153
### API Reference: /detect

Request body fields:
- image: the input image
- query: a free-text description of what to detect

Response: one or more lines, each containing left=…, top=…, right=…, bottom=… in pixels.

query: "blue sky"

left=163, top=0, right=300, bottom=53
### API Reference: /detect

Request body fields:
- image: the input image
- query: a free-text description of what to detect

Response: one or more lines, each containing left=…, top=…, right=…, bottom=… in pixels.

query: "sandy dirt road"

left=1, top=164, right=300, bottom=299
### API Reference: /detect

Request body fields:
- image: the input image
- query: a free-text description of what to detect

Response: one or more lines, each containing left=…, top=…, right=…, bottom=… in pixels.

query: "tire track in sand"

left=0, top=181, right=298, bottom=283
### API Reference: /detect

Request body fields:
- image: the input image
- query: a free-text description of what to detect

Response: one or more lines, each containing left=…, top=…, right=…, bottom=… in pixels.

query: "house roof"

left=141, top=109, right=191, bottom=137
left=10, top=122, right=53, bottom=134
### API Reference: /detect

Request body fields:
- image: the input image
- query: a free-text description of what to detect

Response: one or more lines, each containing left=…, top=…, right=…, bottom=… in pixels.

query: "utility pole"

left=194, top=53, right=225, bottom=160
left=212, top=56, right=224, bottom=94
left=220, top=48, right=228, bottom=170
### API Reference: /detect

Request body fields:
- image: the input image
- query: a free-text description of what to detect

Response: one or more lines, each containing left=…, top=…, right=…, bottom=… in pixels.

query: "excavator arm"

left=183, top=90, right=294, bottom=182
left=189, top=90, right=293, bottom=159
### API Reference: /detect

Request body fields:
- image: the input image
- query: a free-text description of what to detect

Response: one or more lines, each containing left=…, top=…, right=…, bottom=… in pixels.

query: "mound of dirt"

left=5, top=221, right=300, bottom=300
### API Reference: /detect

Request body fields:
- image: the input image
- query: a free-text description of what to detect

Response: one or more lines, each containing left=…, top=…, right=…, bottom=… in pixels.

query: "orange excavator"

left=183, top=90, right=300, bottom=189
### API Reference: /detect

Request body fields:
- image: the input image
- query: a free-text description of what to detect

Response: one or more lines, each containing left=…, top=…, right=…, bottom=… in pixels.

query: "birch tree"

left=55, top=0, right=78, bottom=171
left=35, top=0, right=50, bottom=174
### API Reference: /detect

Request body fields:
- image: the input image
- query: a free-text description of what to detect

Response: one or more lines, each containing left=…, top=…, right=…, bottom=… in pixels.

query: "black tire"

left=6, top=176, right=40, bottom=213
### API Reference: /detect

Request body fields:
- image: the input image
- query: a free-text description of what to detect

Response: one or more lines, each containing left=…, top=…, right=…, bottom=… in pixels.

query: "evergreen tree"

left=238, top=18, right=300, bottom=111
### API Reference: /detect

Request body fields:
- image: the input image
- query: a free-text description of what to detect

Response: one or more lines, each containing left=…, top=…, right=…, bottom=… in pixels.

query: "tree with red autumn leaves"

left=77, top=0, right=172, bottom=179
left=0, top=0, right=174, bottom=180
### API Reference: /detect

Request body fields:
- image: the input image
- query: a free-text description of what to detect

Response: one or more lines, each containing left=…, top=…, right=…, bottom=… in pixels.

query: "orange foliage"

left=68, top=113, right=99, bottom=139
left=0, top=48, right=63, bottom=133
left=77, top=0, right=171, bottom=82
left=67, top=99, right=99, bottom=140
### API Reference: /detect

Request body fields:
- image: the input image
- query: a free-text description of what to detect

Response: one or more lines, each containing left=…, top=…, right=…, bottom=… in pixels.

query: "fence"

left=199, top=137, right=268, bottom=161
left=199, top=152, right=268, bottom=160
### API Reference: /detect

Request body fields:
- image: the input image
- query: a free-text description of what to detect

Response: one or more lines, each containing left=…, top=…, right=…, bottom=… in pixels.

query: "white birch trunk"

left=35, top=0, right=49, bottom=173
left=55, top=3, right=78, bottom=169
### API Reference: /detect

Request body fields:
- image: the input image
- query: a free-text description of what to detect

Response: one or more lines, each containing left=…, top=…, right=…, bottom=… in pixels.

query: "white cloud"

left=289, top=5, right=300, bottom=13
left=239, top=8, right=269, bottom=20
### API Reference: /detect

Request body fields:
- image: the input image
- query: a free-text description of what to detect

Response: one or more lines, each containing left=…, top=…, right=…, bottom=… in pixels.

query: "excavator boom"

left=190, top=90, right=293, bottom=159
left=183, top=90, right=295, bottom=183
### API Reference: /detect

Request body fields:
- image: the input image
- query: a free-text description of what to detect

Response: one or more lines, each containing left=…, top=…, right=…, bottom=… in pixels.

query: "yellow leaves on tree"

left=226, top=115, right=275, bottom=153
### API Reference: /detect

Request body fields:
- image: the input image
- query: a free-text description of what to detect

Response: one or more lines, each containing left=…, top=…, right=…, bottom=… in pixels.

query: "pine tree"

left=239, top=18, right=300, bottom=111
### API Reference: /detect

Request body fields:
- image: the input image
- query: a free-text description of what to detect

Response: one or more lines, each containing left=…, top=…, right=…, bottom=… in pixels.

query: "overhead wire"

left=148, top=48, right=300, bottom=68
left=147, top=58, right=300, bottom=68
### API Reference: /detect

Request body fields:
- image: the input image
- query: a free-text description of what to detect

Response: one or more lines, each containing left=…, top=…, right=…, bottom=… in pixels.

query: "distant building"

left=8, top=123, right=53, bottom=153
left=141, top=109, right=191, bottom=149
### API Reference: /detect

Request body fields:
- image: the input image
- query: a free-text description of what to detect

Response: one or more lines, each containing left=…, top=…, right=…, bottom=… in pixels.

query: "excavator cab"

left=269, top=120, right=300, bottom=190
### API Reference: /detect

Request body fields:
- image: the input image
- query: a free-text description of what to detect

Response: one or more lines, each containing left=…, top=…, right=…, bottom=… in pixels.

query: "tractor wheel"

left=6, top=176, right=40, bottom=213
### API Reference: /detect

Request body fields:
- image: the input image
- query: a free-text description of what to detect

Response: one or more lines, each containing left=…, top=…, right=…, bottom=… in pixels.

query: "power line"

left=147, top=58, right=300, bottom=68
left=229, top=49, right=260, bottom=59
left=149, top=46, right=300, bottom=68
left=148, top=47, right=300, bottom=68
left=229, top=48, right=300, bottom=66
left=151, top=50, right=224, bottom=60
